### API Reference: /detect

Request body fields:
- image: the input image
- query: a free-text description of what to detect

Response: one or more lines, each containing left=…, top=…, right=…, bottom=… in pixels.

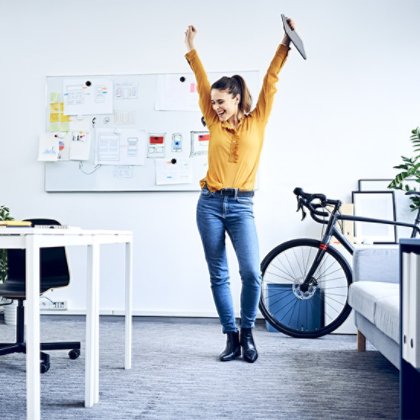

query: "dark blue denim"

left=196, top=188, right=261, bottom=332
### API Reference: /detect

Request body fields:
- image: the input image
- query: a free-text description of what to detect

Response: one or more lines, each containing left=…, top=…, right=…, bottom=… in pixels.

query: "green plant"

left=389, top=127, right=420, bottom=211
left=0, top=205, right=13, bottom=283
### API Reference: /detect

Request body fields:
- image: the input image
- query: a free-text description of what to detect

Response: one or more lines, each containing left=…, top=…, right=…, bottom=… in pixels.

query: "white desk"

left=0, top=227, right=133, bottom=420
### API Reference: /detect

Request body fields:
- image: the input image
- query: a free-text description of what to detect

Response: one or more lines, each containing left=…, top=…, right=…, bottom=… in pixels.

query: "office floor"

left=0, top=315, right=398, bottom=419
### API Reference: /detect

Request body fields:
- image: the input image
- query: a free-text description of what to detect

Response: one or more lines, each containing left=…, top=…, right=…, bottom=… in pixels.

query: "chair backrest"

left=6, top=219, right=70, bottom=294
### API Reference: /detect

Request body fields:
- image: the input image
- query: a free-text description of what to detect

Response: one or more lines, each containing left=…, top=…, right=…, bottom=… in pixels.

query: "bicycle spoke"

left=266, top=265, right=296, bottom=283
left=260, top=240, right=352, bottom=337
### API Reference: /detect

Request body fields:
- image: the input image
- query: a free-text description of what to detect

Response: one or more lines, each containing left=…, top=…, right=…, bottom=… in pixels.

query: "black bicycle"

left=259, top=187, right=420, bottom=338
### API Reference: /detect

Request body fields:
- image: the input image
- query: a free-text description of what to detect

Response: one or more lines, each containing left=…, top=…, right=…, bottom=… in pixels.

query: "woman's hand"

left=185, top=25, right=197, bottom=52
left=287, top=18, right=296, bottom=31
left=281, top=18, right=296, bottom=47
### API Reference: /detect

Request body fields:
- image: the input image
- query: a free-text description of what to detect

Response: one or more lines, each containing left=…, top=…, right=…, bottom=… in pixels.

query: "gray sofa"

left=348, top=245, right=400, bottom=368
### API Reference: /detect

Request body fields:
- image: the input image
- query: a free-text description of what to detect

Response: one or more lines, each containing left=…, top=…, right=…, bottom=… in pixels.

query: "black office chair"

left=0, top=219, right=81, bottom=373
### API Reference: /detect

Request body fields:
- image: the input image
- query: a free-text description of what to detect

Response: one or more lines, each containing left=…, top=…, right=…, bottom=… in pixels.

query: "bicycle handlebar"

left=293, top=186, right=420, bottom=236
left=293, top=187, right=324, bottom=202
left=294, top=187, right=342, bottom=223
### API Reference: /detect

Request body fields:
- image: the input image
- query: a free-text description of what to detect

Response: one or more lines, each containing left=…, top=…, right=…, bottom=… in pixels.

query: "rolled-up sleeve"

left=185, top=49, right=217, bottom=126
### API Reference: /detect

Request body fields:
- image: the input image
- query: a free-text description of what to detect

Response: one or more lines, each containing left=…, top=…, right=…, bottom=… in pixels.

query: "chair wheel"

left=69, top=349, right=80, bottom=360
left=41, top=362, right=50, bottom=374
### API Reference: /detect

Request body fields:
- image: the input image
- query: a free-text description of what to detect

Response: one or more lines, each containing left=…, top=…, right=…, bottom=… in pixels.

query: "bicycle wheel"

left=259, top=238, right=352, bottom=338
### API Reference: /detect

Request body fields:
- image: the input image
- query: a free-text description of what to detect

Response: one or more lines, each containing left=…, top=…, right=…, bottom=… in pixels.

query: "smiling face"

left=210, top=89, right=240, bottom=122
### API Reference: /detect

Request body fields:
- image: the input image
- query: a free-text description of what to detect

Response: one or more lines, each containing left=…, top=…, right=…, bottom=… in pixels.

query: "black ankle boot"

left=219, top=331, right=241, bottom=361
left=240, top=328, right=258, bottom=363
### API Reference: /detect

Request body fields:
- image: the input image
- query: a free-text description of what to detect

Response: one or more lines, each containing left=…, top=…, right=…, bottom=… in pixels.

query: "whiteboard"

left=44, top=70, right=259, bottom=192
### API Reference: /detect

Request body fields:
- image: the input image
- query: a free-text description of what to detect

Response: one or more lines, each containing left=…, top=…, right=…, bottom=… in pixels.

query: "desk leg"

left=25, top=237, right=41, bottom=420
left=85, top=243, right=100, bottom=407
left=125, top=241, right=133, bottom=369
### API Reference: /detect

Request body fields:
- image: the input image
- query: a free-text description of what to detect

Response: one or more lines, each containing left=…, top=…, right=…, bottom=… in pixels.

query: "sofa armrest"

left=353, top=245, right=399, bottom=283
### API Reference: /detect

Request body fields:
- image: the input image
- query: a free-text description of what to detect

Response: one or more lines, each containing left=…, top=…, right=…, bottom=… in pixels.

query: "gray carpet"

left=0, top=316, right=398, bottom=419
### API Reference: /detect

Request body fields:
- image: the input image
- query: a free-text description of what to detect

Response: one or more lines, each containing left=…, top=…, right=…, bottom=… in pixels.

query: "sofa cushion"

left=353, top=246, right=399, bottom=284
left=348, top=281, right=399, bottom=323
left=374, top=294, right=400, bottom=343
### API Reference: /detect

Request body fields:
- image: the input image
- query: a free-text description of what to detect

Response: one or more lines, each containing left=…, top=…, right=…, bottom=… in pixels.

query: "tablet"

left=281, top=14, right=307, bottom=60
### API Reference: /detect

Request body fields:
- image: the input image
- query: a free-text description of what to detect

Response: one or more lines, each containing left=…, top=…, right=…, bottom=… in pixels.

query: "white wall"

left=1, top=0, right=419, bottom=316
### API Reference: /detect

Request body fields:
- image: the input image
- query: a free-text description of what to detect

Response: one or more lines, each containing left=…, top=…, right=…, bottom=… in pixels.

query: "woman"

left=185, top=19, right=294, bottom=363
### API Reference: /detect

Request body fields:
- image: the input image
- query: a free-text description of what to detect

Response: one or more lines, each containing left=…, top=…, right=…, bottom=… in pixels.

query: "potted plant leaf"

left=388, top=127, right=420, bottom=210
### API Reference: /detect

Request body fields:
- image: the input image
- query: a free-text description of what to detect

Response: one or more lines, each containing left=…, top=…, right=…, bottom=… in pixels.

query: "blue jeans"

left=196, top=188, right=261, bottom=333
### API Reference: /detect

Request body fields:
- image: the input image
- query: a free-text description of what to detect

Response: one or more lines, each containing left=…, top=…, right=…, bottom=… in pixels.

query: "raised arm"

left=185, top=25, right=196, bottom=52
left=253, top=18, right=296, bottom=123
left=184, top=25, right=218, bottom=127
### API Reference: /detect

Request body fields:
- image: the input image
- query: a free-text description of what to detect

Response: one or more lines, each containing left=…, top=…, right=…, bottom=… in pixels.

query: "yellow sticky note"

left=50, top=113, right=60, bottom=122
left=60, top=113, right=71, bottom=122
left=50, top=102, right=64, bottom=113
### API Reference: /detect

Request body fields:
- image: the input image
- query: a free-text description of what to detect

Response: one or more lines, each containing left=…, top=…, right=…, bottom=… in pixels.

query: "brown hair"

left=211, top=75, right=252, bottom=114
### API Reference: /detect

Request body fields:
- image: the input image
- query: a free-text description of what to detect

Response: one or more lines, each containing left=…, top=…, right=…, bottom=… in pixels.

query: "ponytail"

left=211, top=75, right=252, bottom=114
left=232, top=75, right=252, bottom=114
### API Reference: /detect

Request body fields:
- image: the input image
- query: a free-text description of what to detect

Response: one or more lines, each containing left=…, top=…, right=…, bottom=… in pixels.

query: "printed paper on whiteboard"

left=190, top=131, right=210, bottom=156
left=38, top=133, right=60, bottom=161
left=155, top=158, right=193, bottom=185
left=39, top=131, right=91, bottom=161
left=63, top=78, right=113, bottom=115
left=69, top=131, right=91, bottom=161
left=57, top=132, right=71, bottom=161
left=155, top=74, right=198, bottom=111
left=95, top=128, right=146, bottom=166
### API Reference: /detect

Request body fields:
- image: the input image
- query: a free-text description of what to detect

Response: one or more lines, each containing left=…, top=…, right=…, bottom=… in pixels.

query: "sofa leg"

left=357, top=330, right=366, bottom=352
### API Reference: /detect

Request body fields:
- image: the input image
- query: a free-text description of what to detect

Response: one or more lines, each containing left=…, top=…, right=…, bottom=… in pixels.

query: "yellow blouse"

left=185, top=44, right=289, bottom=191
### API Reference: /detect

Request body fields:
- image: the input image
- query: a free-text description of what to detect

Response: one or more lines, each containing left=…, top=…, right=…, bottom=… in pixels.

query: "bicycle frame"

left=301, top=201, right=420, bottom=290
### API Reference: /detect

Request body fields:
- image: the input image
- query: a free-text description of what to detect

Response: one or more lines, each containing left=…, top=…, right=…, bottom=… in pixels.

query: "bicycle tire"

left=259, top=238, right=352, bottom=338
